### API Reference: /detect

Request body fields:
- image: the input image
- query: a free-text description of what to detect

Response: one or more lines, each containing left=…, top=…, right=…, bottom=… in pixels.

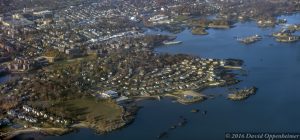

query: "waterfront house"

left=7, top=110, right=17, bottom=117
left=100, top=90, right=119, bottom=99
left=18, top=114, right=25, bottom=119
left=23, top=105, right=33, bottom=112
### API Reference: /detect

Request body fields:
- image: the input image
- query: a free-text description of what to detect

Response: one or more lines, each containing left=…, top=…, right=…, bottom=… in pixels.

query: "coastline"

left=3, top=112, right=136, bottom=139
left=2, top=127, right=71, bottom=140
left=164, top=90, right=207, bottom=105
left=1, top=90, right=204, bottom=139
left=1, top=9, right=298, bottom=140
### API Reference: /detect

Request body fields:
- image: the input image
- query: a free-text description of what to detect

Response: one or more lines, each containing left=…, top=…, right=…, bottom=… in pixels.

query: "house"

left=23, top=105, right=33, bottom=112
left=18, top=114, right=25, bottom=119
left=148, top=14, right=171, bottom=24
left=29, top=118, right=37, bottom=123
left=65, top=47, right=82, bottom=57
left=7, top=58, right=35, bottom=72
left=100, top=90, right=119, bottom=99
left=7, top=110, right=17, bottom=117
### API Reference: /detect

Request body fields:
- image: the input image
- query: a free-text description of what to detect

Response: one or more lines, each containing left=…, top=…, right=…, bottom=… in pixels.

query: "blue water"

left=0, top=74, right=14, bottom=84
left=19, top=14, right=300, bottom=140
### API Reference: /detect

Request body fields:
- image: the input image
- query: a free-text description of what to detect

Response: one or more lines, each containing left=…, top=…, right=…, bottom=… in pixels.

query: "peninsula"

left=1, top=0, right=299, bottom=139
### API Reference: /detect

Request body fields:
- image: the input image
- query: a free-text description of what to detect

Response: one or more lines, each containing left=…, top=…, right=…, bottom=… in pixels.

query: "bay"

left=16, top=14, right=300, bottom=140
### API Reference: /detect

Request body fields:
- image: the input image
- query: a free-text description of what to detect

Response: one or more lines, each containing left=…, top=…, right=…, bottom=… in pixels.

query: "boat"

left=163, top=40, right=182, bottom=45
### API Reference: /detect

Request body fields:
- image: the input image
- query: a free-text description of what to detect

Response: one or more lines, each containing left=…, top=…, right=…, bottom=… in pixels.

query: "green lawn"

left=28, top=96, right=123, bottom=126
left=62, top=97, right=122, bottom=122
left=59, top=97, right=124, bottom=132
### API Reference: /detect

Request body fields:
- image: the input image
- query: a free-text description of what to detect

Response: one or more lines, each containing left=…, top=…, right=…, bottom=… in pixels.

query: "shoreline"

left=2, top=127, right=71, bottom=140
left=2, top=91, right=204, bottom=139
left=164, top=90, right=207, bottom=105
left=2, top=11, right=296, bottom=140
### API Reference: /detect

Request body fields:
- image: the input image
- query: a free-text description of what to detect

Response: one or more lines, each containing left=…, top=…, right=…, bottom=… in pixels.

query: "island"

left=228, top=87, right=258, bottom=101
left=191, top=27, right=208, bottom=35
left=272, top=25, right=300, bottom=43
left=237, top=35, right=262, bottom=44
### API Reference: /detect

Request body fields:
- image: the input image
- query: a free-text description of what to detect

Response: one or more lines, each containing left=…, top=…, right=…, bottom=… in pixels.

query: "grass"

left=52, top=97, right=124, bottom=132
left=63, top=97, right=124, bottom=132
left=44, top=55, right=96, bottom=71
left=28, top=96, right=123, bottom=132
left=173, top=15, right=190, bottom=22
left=62, top=97, right=122, bottom=122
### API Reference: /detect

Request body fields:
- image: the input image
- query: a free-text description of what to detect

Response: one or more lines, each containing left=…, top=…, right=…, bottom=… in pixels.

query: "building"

left=148, top=14, right=172, bottom=25
left=100, top=90, right=119, bottom=99
left=1, top=18, right=34, bottom=28
left=65, top=47, right=82, bottom=57
left=7, top=58, right=35, bottom=72
left=33, top=10, right=53, bottom=18
left=39, top=56, right=58, bottom=63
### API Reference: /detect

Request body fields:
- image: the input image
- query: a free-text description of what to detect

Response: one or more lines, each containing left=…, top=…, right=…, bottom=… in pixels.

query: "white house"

left=101, top=90, right=119, bottom=99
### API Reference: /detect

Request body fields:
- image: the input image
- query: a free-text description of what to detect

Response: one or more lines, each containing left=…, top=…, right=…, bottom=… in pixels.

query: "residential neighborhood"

left=0, top=0, right=299, bottom=139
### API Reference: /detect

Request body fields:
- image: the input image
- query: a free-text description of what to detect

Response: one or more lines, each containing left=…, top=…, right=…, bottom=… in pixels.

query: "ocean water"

left=14, top=14, right=300, bottom=140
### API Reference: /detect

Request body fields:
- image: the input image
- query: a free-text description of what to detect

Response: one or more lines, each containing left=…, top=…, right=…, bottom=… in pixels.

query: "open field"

left=55, top=97, right=124, bottom=132
left=61, top=97, right=122, bottom=122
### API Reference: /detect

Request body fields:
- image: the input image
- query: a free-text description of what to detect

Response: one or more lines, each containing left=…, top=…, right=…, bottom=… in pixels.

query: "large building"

left=7, top=58, right=35, bottom=72
left=100, top=90, right=119, bottom=99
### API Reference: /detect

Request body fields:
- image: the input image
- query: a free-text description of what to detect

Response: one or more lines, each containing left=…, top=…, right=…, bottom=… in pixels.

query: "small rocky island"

left=191, top=27, right=208, bottom=35
left=237, top=35, right=262, bottom=44
left=228, top=87, right=257, bottom=101
left=272, top=25, right=300, bottom=43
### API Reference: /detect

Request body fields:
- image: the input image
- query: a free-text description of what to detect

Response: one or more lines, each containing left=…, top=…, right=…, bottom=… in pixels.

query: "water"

left=0, top=74, right=14, bottom=84
left=21, top=14, right=300, bottom=140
